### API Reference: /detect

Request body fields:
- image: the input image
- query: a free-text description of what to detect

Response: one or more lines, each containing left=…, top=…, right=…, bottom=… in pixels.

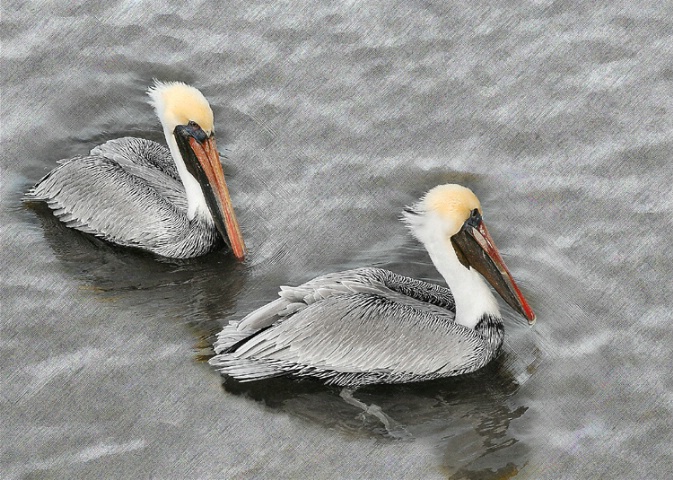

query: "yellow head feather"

left=423, top=184, right=482, bottom=231
left=147, top=81, right=214, bottom=134
left=403, top=183, right=483, bottom=243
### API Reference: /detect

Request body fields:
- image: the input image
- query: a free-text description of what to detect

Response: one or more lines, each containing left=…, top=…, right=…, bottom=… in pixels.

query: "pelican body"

left=25, top=81, right=246, bottom=260
left=210, top=184, right=535, bottom=386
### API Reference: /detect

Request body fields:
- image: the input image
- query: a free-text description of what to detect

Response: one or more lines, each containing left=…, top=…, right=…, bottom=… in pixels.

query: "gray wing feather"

left=25, top=138, right=203, bottom=257
left=90, top=137, right=179, bottom=179
left=210, top=268, right=483, bottom=386
left=89, top=138, right=186, bottom=211
left=233, top=267, right=454, bottom=332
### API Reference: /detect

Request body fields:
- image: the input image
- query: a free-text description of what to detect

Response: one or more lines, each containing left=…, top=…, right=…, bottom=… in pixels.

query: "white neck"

left=164, top=129, right=212, bottom=222
left=412, top=220, right=500, bottom=329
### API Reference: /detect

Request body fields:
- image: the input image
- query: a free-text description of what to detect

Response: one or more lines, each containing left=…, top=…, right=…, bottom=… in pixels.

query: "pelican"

left=24, top=81, right=246, bottom=260
left=210, top=184, right=535, bottom=387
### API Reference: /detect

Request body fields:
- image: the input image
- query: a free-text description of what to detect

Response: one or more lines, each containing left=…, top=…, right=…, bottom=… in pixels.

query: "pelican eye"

left=464, top=208, right=482, bottom=228
left=179, top=120, right=208, bottom=143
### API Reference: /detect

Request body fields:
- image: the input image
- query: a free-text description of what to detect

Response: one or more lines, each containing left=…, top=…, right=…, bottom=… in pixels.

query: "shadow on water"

left=218, top=350, right=532, bottom=474
left=28, top=201, right=249, bottom=346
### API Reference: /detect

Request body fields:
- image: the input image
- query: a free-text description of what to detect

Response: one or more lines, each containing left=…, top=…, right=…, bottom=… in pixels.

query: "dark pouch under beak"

left=451, top=210, right=535, bottom=323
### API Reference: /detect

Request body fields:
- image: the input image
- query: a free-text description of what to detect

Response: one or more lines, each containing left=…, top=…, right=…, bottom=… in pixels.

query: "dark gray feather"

left=25, top=137, right=219, bottom=258
left=210, top=268, right=501, bottom=386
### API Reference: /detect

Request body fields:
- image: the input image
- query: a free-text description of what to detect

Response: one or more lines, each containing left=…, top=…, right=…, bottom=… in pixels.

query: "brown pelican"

left=25, top=81, right=246, bottom=260
left=210, top=184, right=535, bottom=387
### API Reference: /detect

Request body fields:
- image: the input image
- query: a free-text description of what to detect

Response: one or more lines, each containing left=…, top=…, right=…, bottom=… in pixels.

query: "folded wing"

left=25, top=138, right=197, bottom=256
left=210, top=268, right=486, bottom=386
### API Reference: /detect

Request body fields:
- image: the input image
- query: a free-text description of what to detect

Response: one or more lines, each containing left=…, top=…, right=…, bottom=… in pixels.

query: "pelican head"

left=404, top=184, right=535, bottom=325
left=148, top=81, right=214, bottom=135
left=148, top=81, right=246, bottom=260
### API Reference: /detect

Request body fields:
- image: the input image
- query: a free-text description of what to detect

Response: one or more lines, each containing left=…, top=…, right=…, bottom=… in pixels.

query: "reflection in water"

left=30, top=201, right=248, bottom=351
left=218, top=350, right=533, bottom=473
left=448, top=463, right=521, bottom=480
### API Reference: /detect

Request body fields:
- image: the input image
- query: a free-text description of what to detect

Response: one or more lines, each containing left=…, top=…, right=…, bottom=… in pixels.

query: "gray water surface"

left=3, top=1, right=673, bottom=479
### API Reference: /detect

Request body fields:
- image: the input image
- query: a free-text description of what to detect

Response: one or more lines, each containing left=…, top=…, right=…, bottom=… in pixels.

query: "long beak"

left=451, top=213, right=536, bottom=324
left=175, top=126, right=246, bottom=261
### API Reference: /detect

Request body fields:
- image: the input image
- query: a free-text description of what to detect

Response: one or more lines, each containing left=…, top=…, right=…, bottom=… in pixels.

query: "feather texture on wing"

left=25, top=138, right=219, bottom=258
left=210, top=268, right=499, bottom=386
